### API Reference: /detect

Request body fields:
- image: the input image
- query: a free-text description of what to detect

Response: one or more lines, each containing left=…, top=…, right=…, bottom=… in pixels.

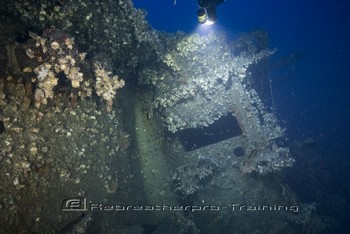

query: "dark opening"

left=234, top=146, right=245, bottom=157
left=178, top=113, right=242, bottom=152
left=55, top=72, right=72, bottom=92
left=0, top=121, right=5, bottom=134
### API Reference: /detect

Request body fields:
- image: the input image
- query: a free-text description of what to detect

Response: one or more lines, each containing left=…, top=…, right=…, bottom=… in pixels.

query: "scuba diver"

left=197, top=0, right=224, bottom=25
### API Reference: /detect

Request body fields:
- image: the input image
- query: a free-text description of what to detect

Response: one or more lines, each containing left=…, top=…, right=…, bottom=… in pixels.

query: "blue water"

left=134, top=0, right=350, bottom=230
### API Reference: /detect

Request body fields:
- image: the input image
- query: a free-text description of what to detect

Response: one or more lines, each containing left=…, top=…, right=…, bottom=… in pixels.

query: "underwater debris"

left=0, top=27, right=125, bottom=110
left=138, top=31, right=292, bottom=174
left=0, top=0, right=337, bottom=233
left=0, top=86, right=124, bottom=232
left=93, top=61, right=125, bottom=112
left=24, top=29, right=90, bottom=108
left=173, top=158, right=219, bottom=198
left=140, top=32, right=275, bottom=132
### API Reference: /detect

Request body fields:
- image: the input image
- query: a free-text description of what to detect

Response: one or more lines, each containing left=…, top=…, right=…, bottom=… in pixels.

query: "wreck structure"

left=139, top=31, right=293, bottom=175
left=0, top=0, right=331, bottom=233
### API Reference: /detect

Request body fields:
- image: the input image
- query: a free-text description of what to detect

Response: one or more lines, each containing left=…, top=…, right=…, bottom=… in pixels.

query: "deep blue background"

left=133, top=0, right=350, bottom=157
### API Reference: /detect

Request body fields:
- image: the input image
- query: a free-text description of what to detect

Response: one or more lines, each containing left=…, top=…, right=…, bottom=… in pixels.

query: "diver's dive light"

left=197, top=0, right=223, bottom=25
left=197, top=6, right=217, bottom=25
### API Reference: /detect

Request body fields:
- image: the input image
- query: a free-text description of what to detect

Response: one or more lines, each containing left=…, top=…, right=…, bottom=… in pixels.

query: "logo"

left=62, top=197, right=87, bottom=211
